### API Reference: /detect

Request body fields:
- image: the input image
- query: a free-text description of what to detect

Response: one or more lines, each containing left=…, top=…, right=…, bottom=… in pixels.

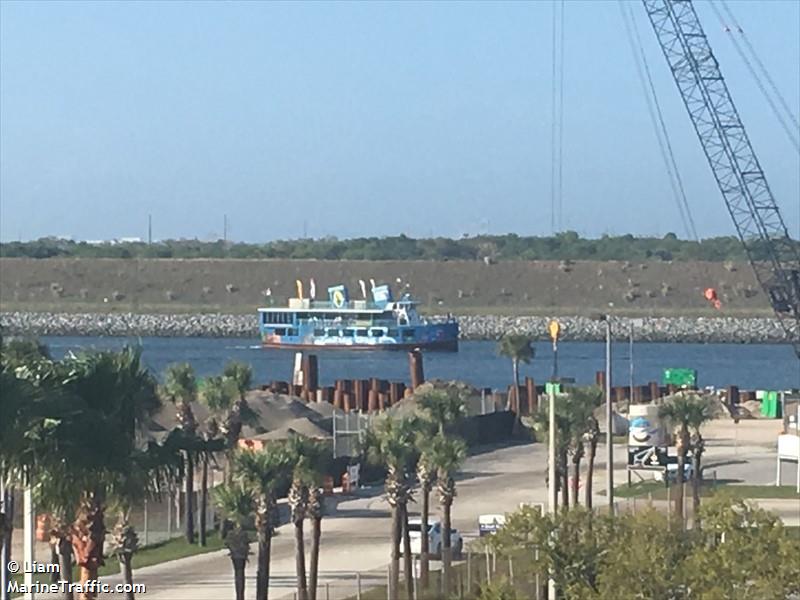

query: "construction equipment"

left=642, top=0, right=800, bottom=358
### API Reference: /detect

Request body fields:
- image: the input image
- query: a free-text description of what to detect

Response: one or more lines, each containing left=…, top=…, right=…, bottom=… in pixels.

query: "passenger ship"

left=258, top=281, right=458, bottom=351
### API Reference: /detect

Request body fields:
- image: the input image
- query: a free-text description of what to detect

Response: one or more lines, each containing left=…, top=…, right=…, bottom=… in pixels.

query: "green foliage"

left=163, top=363, right=198, bottom=403
left=213, top=481, right=254, bottom=528
left=483, top=500, right=800, bottom=600
left=476, top=578, right=521, bottom=600
left=426, top=433, right=467, bottom=482
left=659, top=392, right=718, bottom=433
left=416, top=388, right=467, bottom=434
left=4, top=233, right=792, bottom=262
left=497, top=335, right=535, bottom=364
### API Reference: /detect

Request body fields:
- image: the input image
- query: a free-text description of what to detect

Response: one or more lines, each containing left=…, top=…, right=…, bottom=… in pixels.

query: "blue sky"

left=1, top=0, right=798, bottom=242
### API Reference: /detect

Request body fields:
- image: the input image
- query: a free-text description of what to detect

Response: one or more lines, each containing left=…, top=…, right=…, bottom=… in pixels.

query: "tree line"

left=3, top=232, right=793, bottom=262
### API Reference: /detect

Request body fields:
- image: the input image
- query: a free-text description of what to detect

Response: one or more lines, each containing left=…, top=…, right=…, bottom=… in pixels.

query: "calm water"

left=41, top=336, right=800, bottom=391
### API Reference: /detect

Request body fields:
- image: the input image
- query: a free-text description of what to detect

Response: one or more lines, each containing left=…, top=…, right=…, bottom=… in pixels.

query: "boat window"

left=370, top=328, right=384, bottom=337
left=387, top=329, right=399, bottom=337
left=274, top=328, right=286, bottom=336
left=343, top=328, right=355, bottom=337
left=287, top=328, right=297, bottom=336
left=261, top=313, right=268, bottom=324
left=314, top=329, right=325, bottom=336
left=402, top=329, right=415, bottom=339
left=356, top=328, right=368, bottom=337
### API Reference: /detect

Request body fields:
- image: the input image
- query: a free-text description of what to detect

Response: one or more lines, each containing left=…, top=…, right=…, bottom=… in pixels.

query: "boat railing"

left=308, top=300, right=383, bottom=311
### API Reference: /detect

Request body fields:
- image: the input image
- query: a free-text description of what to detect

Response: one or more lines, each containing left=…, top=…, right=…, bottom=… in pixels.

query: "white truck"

left=406, top=517, right=463, bottom=558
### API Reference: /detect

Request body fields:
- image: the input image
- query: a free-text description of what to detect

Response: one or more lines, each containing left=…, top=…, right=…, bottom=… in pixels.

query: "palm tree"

left=301, top=441, right=330, bottom=600
left=283, top=436, right=329, bottom=600
left=415, top=442, right=435, bottom=591
left=660, top=393, right=715, bottom=522
left=221, top=361, right=256, bottom=448
left=371, top=416, right=417, bottom=600
left=164, top=363, right=199, bottom=544
left=498, top=335, right=535, bottom=415
left=427, top=433, right=467, bottom=599
left=214, top=482, right=253, bottom=600
left=233, top=446, right=291, bottom=600
left=416, top=388, right=467, bottom=435
left=563, top=389, right=598, bottom=507
left=686, top=397, right=716, bottom=524
left=64, top=348, right=162, bottom=599
left=583, top=414, right=600, bottom=510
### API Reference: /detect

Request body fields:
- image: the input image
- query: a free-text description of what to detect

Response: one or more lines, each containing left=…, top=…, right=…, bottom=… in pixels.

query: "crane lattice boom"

left=642, top=0, right=800, bottom=357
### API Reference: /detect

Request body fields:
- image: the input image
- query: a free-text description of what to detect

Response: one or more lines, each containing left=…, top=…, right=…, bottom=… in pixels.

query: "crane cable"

left=550, top=0, right=566, bottom=234
left=557, top=0, right=565, bottom=234
left=719, top=0, right=800, bottom=131
left=618, top=1, right=698, bottom=241
left=709, top=0, right=800, bottom=153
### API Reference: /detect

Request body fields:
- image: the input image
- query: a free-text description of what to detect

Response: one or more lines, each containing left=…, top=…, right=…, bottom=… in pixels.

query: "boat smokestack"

left=296, top=279, right=304, bottom=299
left=359, top=279, right=367, bottom=299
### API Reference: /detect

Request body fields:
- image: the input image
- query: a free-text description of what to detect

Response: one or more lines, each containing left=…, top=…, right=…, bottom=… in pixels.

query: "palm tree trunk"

left=571, top=452, right=582, bottom=507
left=692, top=438, right=704, bottom=528
left=585, top=439, right=597, bottom=510
left=294, top=518, right=308, bottom=600
left=419, top=484, right=430, bottom=590
left=309, top=515, right=322, bottom=600
left=401, top=504, right=413, bottom=600
left=72, top=491, right=106, bottom=600
left=199, top=454, right=208, bottom=547
left=512, top=358, right=520, bottom=414
left=389, top=503, right=401, bottom=600
left=119, top=553, right=136, bottom=600
left=560, top=446, right=569, bottom=509
left=185, top=451, right=195, bottom=544
left=50, top=543, right=60, bottom=583
left=441, top=499, right=452, bottom=599
left=232, top=558, right=246, bottom=600
left=256, top=513, right=271, bottom=600
left=55, top=534, right=74, bottom=600
left=675, top=453, right=686, bottom=521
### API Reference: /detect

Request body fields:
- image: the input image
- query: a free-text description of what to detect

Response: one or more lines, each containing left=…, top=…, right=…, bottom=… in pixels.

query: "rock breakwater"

left=0, top=311, right=792, bottom=344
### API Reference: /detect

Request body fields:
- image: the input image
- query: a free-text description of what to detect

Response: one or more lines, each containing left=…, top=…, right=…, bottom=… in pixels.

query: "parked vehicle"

left=406, top=517, right=463, bottom=558
left=478, top=514, right=506, bottom=536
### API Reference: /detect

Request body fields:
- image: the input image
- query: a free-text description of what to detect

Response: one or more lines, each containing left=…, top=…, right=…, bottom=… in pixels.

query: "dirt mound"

left=0, top=257, right=770, bottom=317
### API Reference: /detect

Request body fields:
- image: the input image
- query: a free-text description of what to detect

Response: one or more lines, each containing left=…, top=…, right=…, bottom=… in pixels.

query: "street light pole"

left=604, top=317, right=614, bottom=514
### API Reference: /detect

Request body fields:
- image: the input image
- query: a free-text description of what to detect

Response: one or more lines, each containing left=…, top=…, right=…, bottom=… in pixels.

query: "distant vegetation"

left=2, top=232, right=792, bottom=262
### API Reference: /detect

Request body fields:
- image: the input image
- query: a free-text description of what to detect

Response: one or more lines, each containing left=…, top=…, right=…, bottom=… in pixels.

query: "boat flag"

left=359, top=279, right=367, bottom=299
left=296, top=279, right=304, bottom=299
left=310, top=278, right=316, bottom=299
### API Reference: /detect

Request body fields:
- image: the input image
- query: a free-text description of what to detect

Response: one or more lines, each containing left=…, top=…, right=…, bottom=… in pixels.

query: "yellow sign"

left=332, top=289, right=346, bottom=308
left=548, top=320, right=561, bottom=342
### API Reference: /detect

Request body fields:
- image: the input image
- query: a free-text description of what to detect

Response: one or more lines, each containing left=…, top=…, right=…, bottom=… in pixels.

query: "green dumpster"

left=760, top=391, right=781, bottom=418
left=662, top=368, right=697, bottom=387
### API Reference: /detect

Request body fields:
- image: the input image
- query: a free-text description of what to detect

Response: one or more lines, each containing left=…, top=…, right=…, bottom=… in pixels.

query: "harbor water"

left=42, top=336, right=799, bottom=391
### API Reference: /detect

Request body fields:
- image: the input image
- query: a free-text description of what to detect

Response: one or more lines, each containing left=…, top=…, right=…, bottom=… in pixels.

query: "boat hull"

left=260, top=338, right=458, bottom=352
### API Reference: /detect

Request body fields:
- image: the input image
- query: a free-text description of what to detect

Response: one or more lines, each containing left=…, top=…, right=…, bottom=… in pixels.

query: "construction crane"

left=642, top=0, right=800, bottom=359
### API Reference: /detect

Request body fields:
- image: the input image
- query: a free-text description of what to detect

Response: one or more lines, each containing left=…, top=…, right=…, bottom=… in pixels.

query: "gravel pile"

left=0, top=311, right=792, bottom=344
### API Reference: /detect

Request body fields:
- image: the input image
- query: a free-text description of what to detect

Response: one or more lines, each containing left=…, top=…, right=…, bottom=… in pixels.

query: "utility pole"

left=148, top=214, right=152, bottom=245
left=629, top=322, right=634, bottom=404
left=223, top=214, right=228, bottom=244
left=604, top=316, right=614, bottom=514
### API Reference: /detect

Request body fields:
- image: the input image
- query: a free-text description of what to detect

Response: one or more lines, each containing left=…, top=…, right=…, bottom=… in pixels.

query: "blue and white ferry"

left=258, top=282, right=458, bottom=351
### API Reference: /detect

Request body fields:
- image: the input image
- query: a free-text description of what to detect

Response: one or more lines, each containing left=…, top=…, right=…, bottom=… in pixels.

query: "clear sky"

left=1, top=0, right=798, bottom=243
